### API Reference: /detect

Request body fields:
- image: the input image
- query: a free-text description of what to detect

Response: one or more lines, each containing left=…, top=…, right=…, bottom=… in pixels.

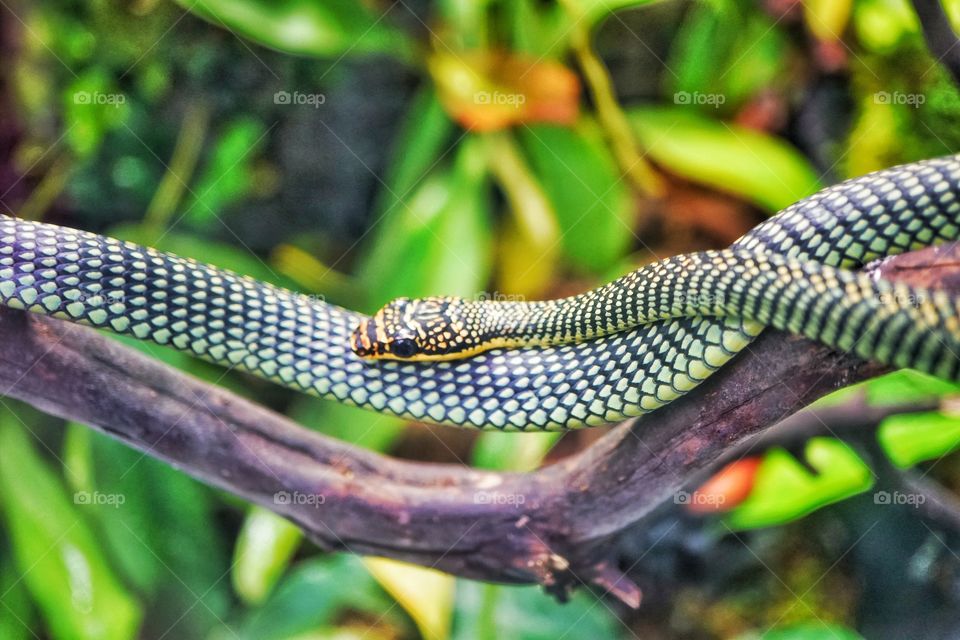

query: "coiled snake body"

left=1, top=156, right=960, bottom=430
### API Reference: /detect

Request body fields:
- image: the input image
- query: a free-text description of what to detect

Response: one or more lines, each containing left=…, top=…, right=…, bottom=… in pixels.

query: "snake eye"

left=390, top=338, right=418, bottom=359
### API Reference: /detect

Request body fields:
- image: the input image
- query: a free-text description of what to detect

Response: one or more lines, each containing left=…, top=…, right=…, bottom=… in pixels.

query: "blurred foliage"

left=3, top=0, right=960, bottom=637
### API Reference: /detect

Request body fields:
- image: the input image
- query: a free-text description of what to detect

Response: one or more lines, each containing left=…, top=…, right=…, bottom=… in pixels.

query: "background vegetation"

left=2, top=0, right=960, bottom=637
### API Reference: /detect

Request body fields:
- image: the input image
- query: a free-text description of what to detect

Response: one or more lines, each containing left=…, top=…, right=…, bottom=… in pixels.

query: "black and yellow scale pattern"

left=1, top=155, right=960, bottom=430
left=355, top=251, right=960, bottom=379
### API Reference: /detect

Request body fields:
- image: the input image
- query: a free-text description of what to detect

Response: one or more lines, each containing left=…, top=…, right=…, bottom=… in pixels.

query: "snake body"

left=1, top=156, right=960, bottom=430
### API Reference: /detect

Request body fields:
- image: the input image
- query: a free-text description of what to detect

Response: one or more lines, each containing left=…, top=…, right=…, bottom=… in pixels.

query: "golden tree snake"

left=1, top=155, right=960, bottom=430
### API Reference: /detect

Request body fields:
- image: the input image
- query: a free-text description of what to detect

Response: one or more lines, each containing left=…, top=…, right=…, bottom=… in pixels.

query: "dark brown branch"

left=912, top=0, right=960, bottom=85
left=0, top=245, right=958, bottom=608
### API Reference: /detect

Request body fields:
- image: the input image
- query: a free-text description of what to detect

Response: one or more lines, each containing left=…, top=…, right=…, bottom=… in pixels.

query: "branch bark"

left=0, top=244, right=958, bottom=608
left=912, top=0, right=960, bottom=85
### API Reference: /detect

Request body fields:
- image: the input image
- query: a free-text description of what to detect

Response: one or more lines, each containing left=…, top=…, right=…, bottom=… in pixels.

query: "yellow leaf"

left=363, top=557, right=455, bottom=640
left=804, top=0, right=853, bottom=41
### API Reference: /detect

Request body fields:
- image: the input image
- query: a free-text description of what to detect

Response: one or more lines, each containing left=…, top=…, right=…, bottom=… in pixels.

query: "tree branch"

left=0, top=244, right=957, bottom=608
left=912, top=0, right=960, bottom=85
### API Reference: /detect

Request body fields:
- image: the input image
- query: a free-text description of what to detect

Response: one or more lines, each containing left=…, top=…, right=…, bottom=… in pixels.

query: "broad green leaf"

left=175, top=0, right=413, bottom=59
left=452, top=581, right=618, bottom=640
left=184, top=116, right=267, bottom=225
left=878, top=411, right=960, bottom=468
left=812, top=369, right=960, bottom=410
left=66, top=425, right=231, bottom=636
left=738, top=622, right=864, bottom=640
left=288, top=397, right=406, bottom=452
left=435, top=0, right=493, bottom=49
left=507, top=0, right=573, bottom=56
left=863, top=369, right=960, bottom=406
left=727, top=438, right=873, bottom=530
left=0, top=417, right=142, bottom=640
left=844, top=91, right=900, bottom=177
left=364, top=558, right=455, bottom=640
left=372, top=89, right=456, bottom=226
left=236, top=556, right=401, bottom=640
left=520, top=122, right=634, bottom=273
left=852, top=0, right=919, bottom=53
left=62, top=424, right=160, bottom=594
left=628, top=106, right=821, bottom=211
left=359, top=137, right=493, bottom=307
left=64, top=69, right=130, bottom=157
left=667, top=1, right=786, bottom=109
left=233, top=507, right=304, bottom=606
left=0, top=562, right=36, bottom=640
left=472, top=431, right=560, bottom=472
left=563, top=0, right=659, bottom=29
left=109, top=223, right=299, bottom=290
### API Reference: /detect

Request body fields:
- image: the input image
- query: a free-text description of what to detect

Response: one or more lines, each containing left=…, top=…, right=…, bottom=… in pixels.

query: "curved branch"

left=912, top=0, right=960, bottom=85
left=0, top=244, right=957, bottom=607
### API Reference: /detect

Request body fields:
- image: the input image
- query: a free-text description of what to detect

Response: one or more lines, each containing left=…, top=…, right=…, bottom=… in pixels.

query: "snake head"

left=350, top=296, right=483, bottom=361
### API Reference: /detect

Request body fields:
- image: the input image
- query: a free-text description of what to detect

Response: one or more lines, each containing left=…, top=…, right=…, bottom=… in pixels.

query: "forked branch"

left=0, top=244, right=957, bottom=607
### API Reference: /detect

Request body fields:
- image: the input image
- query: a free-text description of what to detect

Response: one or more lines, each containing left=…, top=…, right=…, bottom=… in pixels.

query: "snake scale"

left=1, top=155, right=959, bottom=430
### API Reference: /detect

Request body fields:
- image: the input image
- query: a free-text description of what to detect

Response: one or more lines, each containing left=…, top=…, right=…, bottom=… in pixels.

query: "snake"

left=0, top=155, right=959, bottom=431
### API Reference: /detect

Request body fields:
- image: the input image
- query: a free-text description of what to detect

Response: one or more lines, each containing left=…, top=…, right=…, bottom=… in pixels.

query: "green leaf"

left=184, top=116, right=267, bottom=225
left=0, top=416, right=142, bottom=640
left=359, top=137, right=493, bottom=307
left=64, top=69, right=130, bottom=157
left=109, top=223, right=299, bottom=290
left=878, top=411, right=960, bottom=468
left=628, top=106, right=821, bottom=211
left=288, top=397, right=406, bottom=452
left=565, top=0, right=659, bottom=29
left=175, top=0, right=413, bottom=59
left=233, top=507, right=304, bottom=606
left=739, top=622, right=864, bottom=640
left=236, top=556, right=400, bottom=640
left=507, top=0, right=573, bottom=56
left=65, top=425, right=232, bottom=637
left=863, top=369, right=960, bottom=406
left=726, top=438, right=873, bottom=530
left=472, top=431, right=560, bottom=472
left=0, top=561, right=36, bottom=640
left=62, top=424, right=160, bottom=594
left=371, top=88, right=456, bottom=236
left=520, top=122, right=634, bottom=273
left=667, top=1, right=787, bottom=110
left=452, top=581, right=618, bottom=640
left=852, top=0, right=920, bottom=54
